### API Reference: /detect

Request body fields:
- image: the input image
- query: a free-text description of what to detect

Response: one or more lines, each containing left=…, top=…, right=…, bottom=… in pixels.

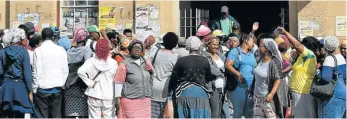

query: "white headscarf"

left=186, top=36, right=202, bottom=52
left=2, top=28, right=26, bottom=48
left=263, top=38, right=282, bottom=62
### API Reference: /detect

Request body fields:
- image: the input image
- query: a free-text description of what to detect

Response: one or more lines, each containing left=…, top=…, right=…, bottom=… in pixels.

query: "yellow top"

left=290, top=47, right=317, bottom=94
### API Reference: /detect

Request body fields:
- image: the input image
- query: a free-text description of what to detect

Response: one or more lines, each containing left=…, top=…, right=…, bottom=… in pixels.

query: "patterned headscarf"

left=73, top=28, right=89, bottom=43
left=264, top=38, right=282, bottom=62
left=2, top=28, right=26, bottom=47
left=324, top=36, right=339, bottom=52
left=186, top=36, right=202, bottom=51
left=57, top=36, right=72, bottom=51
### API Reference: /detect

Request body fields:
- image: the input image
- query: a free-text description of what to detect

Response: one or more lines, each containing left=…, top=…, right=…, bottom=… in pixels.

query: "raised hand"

left=252, top=22, right=259, bottom=31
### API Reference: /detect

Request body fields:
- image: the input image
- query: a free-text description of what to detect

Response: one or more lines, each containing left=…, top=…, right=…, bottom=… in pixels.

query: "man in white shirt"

left=32, top=28, right=69, bottom=118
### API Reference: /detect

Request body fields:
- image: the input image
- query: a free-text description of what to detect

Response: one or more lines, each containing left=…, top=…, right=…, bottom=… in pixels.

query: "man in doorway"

left=213, top=6, right=237, bottom=37
left=32, top=28, right=69, bottom=118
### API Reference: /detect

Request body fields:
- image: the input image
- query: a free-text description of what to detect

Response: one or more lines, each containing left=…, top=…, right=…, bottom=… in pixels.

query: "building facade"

left=0, top=0, right=345, bottom=40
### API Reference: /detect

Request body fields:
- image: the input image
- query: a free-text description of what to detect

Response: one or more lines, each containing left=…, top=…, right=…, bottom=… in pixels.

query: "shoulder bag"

left=310, top=54, right=338, bottom=99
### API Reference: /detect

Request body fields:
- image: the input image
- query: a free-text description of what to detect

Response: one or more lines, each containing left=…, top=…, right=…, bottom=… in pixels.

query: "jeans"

left=318, top=96, right=346, bottom=118
left=229, top=86, right=254, bottom=118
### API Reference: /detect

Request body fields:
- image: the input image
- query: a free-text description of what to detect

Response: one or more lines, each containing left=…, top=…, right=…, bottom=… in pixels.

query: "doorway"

left=180, top=1, right=289, bottom=37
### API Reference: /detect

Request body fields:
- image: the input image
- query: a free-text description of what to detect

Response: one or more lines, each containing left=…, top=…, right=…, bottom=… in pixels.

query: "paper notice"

left=299, top=21, right=313, bottom=39
left=42, top=23, right=50, bottom=29
left=336, top=16, right=347, bottom=36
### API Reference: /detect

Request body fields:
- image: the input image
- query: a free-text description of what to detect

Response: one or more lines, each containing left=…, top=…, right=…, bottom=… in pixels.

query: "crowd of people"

left=0, top=6, right=346, bottom=118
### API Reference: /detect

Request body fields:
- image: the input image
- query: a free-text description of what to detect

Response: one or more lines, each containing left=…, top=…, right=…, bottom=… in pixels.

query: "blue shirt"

left=321, top=54, right=346, bottom=99
left=227, top=47, right=256, bottom=88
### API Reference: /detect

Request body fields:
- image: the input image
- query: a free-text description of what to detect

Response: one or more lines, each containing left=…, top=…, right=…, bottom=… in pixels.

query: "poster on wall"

left=149, top=6, right=159, bottom=20
left=17, top=13, right=40, bottom=27
left=336, top=16, right=347, bottom=36
left=99, top=6, right=116, bottom=29
left=135, top=5, right=160, bottom=41
left=299, top=21, right=313, bottom=39
left=135, top=5, right=149, bottom=32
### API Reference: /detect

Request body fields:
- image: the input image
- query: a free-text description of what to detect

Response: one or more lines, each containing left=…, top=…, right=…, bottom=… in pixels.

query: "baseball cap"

left=221, top=6, right=228, bottom=13
left=212, top=30, right=224, bottom=37
left=87, top=25, right=100, bottom=33
left=18, top=22, right=35, bottom=36
left=233, top=21, right=240, bottom=29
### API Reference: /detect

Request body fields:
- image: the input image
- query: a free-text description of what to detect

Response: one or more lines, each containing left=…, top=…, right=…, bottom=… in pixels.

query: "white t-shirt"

left=214, top=57, right=225, bottom=88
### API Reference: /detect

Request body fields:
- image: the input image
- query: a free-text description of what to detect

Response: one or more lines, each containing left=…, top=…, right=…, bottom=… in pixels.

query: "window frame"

left=60, top=0, right=98, bottom=36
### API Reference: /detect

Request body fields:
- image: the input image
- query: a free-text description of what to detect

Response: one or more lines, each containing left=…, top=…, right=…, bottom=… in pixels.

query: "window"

left=60, top=0, right=98, bottom=36
left=179, top=8, right=209, bottom=38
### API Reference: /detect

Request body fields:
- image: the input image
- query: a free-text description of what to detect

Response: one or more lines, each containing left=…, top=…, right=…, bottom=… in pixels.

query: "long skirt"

left=0, top=80, right=33, bottom=114
left=118, top=97, right=151, bottom=118
left=173, top=85, right=210, bottom=118
left=64, top=84, right=88, bottom=117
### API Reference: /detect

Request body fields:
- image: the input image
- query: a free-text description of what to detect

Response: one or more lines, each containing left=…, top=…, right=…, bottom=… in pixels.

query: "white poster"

left=336, top=16, right=347, bottom=36
left=135, top=6, right=149, bottom=29
left=149, top=6, right=159, bottom=19
left=299, top=21, right=313, bottom=39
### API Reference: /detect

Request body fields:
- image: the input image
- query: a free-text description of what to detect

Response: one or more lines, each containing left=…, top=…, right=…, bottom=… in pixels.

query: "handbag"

left=310, top=54, right=338, bottom=99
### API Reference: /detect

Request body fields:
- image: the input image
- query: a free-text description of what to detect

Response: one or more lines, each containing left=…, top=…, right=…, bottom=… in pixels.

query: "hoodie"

left=67, top=46, right=93, bottom=64
left=77, top=57, right=118, bottom=100
left=0, top=45, right=32, bottom=92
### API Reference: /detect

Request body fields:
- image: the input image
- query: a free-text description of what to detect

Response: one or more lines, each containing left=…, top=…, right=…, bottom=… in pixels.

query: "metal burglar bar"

left=179, top=8, right=209, bottom=38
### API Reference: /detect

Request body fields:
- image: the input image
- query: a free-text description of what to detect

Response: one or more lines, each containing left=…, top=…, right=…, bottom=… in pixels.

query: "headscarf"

left=196, top=25, right=211, bottom=37
left=264, top=38, right=282, bottom=62
left=120, top=38, right=130, bottom=50
left=57, top=36, right=72, bottom=51
left=186, top=36, right=202, bottom=51
left=128, top=40, right=144, bottom=52
left=2, top=28, right=26, bottom=47
left=324, top=36, right=339, bottom=52
left=73, top=28, right=89, bottom=43
left=229, top=36, right=239, bottom=44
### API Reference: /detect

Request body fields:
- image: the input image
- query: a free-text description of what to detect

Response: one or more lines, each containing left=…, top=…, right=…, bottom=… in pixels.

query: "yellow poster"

left=99, top=6, right=116, bottom=29
left=336, top=16, right=347, bottom=36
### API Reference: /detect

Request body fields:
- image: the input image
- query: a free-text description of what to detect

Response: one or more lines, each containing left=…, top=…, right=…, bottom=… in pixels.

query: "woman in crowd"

left=77, top=31, right=119, bottom=118
left=27, top=34, right=41, bottom=66
left=169, top=36, right=213, bottom=118
left=144, top=35, right=158, bottom=58
left=0, top=28, right=34, bottom=117
left=202, top=37, right=226, bottom=118
left=57, top=35, right=72, bottom=51
left=63, top=28, right=93, bottom=118
left=150, top=32, right=179, bottom=118
left=250, top=35, right=288, bottom=118
left=115, top=40, right=154, bottom=118
left=225, top=34, right=256, bottom=118
left=277, top=27, right=318, bottom=118
left=317, top=36, right=346, bottom=118
left=113, top=38, right=130, bottom=64
left=224, top=36, right=239, bottom=57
